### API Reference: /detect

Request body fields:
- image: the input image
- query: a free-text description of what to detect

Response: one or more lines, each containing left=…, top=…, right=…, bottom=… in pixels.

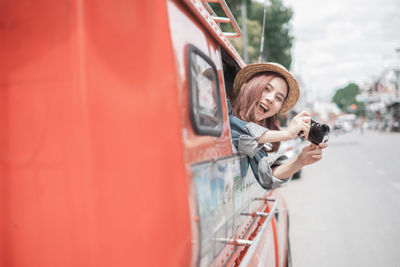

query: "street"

left=280, top=129, right=400, bottom=267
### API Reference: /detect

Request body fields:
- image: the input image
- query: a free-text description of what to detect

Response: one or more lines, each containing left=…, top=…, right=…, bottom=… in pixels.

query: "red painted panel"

left=0, top=0, right=191, bottom=266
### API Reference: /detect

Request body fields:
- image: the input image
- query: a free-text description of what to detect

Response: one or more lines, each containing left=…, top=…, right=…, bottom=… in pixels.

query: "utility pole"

left=241, top=0, right=248, bottom=63
left=258, top=0, right=268, bottom=62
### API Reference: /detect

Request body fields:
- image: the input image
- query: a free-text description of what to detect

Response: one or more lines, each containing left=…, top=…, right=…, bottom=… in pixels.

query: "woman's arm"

left=272, top=142, right=328, bottom=179
left=258, top=111, right=312, bottom=144
left=271, top=155, right=303, bottom=179
left=257, top=129, right=292, bottom=143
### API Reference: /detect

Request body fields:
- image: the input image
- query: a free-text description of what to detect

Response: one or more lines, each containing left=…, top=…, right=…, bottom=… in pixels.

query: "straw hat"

left=233, top=62, right=299, bottom=114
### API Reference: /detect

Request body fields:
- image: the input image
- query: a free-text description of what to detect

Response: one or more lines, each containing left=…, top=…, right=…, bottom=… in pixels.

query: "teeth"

left=260, top=103, right=268, bottom=112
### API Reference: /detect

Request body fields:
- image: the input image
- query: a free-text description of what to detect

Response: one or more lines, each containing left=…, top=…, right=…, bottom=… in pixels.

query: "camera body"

left=307, top=119, right=330, bottom=145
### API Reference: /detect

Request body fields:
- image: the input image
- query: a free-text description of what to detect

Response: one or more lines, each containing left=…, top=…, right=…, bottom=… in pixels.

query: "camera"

left=299, top=119, right=330, bottom=145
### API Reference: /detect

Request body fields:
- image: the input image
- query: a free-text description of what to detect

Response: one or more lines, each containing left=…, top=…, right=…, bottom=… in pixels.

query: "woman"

left=229, top=62, right=327, bottom=189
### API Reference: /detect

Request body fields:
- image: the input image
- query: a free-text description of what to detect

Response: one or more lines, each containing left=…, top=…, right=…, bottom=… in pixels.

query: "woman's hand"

left=297, top=142, right=328, bottom=166
left=285, top=111, right=312, bottom=139
left=271, top=142, right=328, bottom=179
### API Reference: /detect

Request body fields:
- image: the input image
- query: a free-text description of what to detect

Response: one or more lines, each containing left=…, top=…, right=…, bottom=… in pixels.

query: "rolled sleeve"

left=244, top=122, right=268, bottom=137
left=237, top=122, right=271, bottom=158
left=257, top=157, right=288, bottom=189
left=238, top=135, right=264, bottom=158
left=269, top=176, right=288, bottom=189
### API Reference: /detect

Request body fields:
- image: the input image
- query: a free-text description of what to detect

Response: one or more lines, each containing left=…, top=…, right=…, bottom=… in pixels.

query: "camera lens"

left=307, top=121, right=330, bottom=145
left=320, top=124, right=330, bottom=134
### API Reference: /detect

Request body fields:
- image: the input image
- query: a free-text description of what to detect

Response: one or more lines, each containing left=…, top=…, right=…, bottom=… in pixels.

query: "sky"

left=281, top=0, right=400, bottom=101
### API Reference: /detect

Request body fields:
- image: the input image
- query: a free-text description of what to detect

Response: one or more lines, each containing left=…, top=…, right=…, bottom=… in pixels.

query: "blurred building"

left=358, top=68, right=400, bottom=131
left=312, top=102, right=341, bottom=124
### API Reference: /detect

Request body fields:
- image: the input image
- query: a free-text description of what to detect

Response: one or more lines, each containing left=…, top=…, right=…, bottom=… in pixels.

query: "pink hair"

left=231, top=72, right=286, bottom=152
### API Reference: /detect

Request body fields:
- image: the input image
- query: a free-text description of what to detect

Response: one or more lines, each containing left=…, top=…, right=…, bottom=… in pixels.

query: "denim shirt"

left=228, top=100, right=287, bottom=190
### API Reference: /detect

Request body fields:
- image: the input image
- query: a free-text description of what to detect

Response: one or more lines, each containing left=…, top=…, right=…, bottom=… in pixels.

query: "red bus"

left=0, top=0, right=290, bottom=266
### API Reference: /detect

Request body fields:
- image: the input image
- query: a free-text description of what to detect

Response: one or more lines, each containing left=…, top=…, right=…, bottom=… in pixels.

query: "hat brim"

left=233, top=62, right=299, bottom=114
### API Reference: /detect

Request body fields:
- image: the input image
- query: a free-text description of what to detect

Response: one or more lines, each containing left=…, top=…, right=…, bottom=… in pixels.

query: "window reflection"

left=189, top=46, right=222, bottom=136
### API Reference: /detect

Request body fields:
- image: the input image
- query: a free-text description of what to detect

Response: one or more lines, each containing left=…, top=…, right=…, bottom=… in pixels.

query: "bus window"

left=221, top=47, right=241, bottom=100
left=188, top=44, right=223, bottom=136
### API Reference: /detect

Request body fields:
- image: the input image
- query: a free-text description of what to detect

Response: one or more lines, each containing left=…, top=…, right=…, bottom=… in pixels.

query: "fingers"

left=296, top=114, right=311, bottom=138
left=303, top=144, right=322, bottom=155
left=295, top=118, right=310, bottom=138
left=289, top=112, right=312, bottom=139
left=308, top=146, right=321, bottom=154
left=302, top=143, right=314, bottom=151
left=311, top=154, right=322, bottom=160
left=296, top=111, right=311, bottom=117
left=301, top=122, right=310, bottom=138
left=296, top=112, right=312, bottom=124
left=295, top=112, right=311, bottom=123
left=299, top=129, right=309, bottom=139
left=306, top=143, right=328, bottom=149
left=318, top=142, right=328, bottom=149
left=300, top=141, right=327, bottom=165
left=308, top=147, right=323, bottom=159
left=301, top=144, right=318, bottom=156
left=311, top=143, right=327, bottom=159
left=301, top=116, right=311, bottom=124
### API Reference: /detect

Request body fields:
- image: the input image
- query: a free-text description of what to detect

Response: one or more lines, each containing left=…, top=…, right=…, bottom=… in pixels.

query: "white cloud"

left=283, top=0, right=400, bottom=100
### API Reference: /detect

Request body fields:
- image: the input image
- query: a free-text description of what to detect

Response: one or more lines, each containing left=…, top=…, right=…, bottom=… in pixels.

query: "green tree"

left=248, top=0, right=294, bottom=67
left=332, top=83, right=366, bottom=116
left=230, top=18, right=262, bottom=63
left=224, top=0, right=294, bottom=69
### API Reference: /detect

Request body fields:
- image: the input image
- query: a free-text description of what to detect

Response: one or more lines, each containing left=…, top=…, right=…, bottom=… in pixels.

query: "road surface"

left=280, top=130, right=400, bottom=267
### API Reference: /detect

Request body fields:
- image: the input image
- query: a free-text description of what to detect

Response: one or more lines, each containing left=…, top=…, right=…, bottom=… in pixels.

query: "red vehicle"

left=0, top=0, right=290, bottom=266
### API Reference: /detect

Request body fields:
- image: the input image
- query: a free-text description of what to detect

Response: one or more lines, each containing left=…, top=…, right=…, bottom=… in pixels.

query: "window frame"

left=187, top=44, right=223, bottom=137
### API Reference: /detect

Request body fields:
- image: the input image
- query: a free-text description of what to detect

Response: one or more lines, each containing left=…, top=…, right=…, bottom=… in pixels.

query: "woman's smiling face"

left=254, top=76, right=288, bottom=122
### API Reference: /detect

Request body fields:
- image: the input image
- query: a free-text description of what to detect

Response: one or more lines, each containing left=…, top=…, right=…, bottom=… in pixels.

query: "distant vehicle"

left=335, top=114, right=357, bottom=133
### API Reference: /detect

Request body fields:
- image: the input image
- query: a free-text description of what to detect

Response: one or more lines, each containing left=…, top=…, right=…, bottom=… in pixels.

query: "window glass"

left=188, top=45, right=223, bottom=136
